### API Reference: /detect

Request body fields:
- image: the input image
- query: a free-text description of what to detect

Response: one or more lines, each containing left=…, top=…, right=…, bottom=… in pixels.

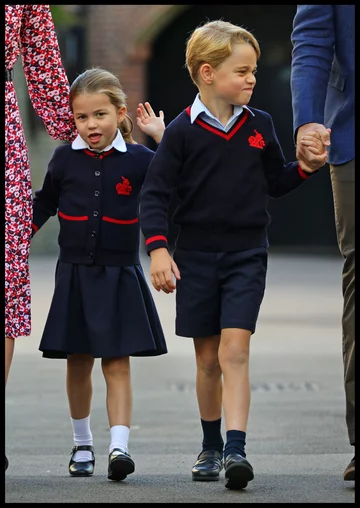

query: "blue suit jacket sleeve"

left=290, top=5, right=335, bottom=139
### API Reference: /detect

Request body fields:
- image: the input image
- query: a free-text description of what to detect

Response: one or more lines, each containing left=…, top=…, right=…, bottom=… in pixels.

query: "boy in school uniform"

left=139, top=20, right=328, bottom=490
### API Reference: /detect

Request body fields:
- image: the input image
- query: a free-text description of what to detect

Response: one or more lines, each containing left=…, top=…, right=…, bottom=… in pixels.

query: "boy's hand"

left=296, top=125, right=331, bottom=172
left=136, top=102, right=165, bottom=144
left=149, top=247, right=181, bottom=294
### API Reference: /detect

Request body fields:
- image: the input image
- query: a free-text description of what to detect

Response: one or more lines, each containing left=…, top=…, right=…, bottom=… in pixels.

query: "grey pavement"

left=5, top=252, right=355, bottom=503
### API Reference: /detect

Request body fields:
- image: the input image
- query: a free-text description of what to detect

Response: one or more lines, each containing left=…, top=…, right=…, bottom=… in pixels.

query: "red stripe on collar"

left=83, top=147, right=116, bottom=158
left=186, top=106, right=249, bottom=140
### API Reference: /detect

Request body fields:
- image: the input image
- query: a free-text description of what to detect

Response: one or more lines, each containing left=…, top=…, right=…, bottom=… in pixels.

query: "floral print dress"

left=5, top=5, right=76, bottom=339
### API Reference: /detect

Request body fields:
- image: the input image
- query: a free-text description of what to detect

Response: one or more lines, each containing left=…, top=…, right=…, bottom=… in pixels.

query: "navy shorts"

left=173, top=247, right=268, bottom=337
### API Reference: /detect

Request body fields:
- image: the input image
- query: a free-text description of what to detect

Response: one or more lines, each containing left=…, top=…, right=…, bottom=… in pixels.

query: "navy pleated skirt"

left=39, top=260, right=168, bottom=359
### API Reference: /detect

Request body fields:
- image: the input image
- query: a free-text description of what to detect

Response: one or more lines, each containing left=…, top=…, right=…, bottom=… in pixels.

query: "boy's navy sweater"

left=140, top=106, right=316, bottom=253
left=32, top=143, right=154, bottom=266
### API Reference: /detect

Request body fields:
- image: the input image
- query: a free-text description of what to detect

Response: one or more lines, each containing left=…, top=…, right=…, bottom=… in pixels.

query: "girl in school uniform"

left=32, top=67, right=167, bottom=481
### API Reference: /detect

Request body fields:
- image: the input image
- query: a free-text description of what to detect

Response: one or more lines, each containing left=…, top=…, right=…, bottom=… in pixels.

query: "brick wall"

left=85, top=5, right=176, bottom=144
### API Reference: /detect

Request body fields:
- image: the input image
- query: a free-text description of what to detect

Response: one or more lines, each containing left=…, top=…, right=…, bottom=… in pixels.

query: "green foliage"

left=50, top=5, right=77, bottom=27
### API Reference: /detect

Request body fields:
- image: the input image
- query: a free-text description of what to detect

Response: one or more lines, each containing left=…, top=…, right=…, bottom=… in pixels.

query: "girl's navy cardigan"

left=32, top=143, right=154, bottom=266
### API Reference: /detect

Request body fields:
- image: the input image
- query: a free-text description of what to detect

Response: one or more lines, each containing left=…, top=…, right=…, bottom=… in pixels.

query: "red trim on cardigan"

left=58, top=211, right=88, bottom=221
left=83, top=147, right=116, bottom=158
left=102, top=216, right=139, bottom=224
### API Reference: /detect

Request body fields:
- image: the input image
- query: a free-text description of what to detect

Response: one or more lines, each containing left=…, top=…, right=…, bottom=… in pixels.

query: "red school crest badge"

left=248, top=130, right=265, bottom=149
left=116, top=176, right=132, bottom=195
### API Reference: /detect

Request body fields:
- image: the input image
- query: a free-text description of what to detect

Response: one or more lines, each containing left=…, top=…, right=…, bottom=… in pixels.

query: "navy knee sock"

left=201, top=418, right=224, bottom=453
left=224, top=430, right=246, bottom=459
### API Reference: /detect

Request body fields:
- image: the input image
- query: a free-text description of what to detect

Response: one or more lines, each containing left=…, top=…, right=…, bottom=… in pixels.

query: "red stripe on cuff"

left=32, top=223, right=39, bottom=232
left=145, top=235, right=168, bottom=246
left=297, top=164, right=310, bottom=179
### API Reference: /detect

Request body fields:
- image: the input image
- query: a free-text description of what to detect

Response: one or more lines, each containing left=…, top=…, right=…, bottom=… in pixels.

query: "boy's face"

left=72, top=92, right=126, bottom=151
left=210, top=43, right=257, bottom=106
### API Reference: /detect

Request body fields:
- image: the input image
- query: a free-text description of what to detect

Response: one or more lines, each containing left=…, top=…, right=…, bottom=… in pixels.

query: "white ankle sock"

left=109, top=425, right=130, bottom=454
left=71, top=415, right=93, bottom=462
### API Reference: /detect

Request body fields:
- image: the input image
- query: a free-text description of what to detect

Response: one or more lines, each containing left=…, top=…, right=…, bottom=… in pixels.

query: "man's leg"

left=330, top=159, right=355, bottom=480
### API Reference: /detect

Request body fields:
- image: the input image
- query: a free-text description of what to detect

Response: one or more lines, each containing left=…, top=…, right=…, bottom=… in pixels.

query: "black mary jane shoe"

left=69, top=445, right=95, bottom=477
left=5, top=455, right=9, bottom=471
left=224, top=452, right=254, bottom=489
left=191, top=450, right=223, bottom=481
left=108, top=448, right=135, bottom=481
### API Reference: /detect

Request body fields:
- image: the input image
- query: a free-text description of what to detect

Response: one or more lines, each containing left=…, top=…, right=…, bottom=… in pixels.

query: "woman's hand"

left=136, top=102, right=165, bottom=144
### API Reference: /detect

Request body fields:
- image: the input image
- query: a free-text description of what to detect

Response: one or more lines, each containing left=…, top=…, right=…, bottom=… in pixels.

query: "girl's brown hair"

left=70, top=67, right=135, bottom=144
left=185, top=20, right=261, bottom=86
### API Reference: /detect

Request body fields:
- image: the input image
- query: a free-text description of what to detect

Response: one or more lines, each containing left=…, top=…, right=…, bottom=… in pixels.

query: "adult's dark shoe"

left=108, top=448, right=135, bottom=481
left=5, top=455, right=9, bottom=471
left=344, top=456, right=355, bottom=481
left=192, top=450, right=223, bottom=481
left=224, top=452, right=254, bottom=489
left=69, top=445, right=95, bottom=477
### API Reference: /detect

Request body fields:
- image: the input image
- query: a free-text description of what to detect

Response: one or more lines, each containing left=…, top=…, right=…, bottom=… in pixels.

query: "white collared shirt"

left=190, top=93, right=254, bottom=132
left=71, top=128, right=127, bottom=153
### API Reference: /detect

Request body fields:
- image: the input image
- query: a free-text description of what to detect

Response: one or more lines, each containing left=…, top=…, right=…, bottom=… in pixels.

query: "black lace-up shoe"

left=224, top=452, right=254, bottom=489
left=191, top=450, right=223, bottom=481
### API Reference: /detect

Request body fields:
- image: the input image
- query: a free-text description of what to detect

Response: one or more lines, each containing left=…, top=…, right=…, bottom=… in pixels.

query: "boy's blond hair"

left=185, top=20, right=261, bottom=87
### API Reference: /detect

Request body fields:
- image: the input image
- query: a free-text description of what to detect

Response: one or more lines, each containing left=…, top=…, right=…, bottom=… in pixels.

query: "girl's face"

left=72, top=92, right=126, bottom=151
left=208, top=43, right=257, bottom=106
